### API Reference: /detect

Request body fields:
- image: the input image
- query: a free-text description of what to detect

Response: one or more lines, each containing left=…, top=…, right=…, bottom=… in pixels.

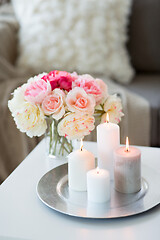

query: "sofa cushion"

left=0, top=78, right=40, bottom=183
left=128, top=0, right=160, bottom=72
left=12, top=0, right=134, bottom=84
left=0, top=3, right=18, bottom=65
left=125, top=74, right=160, bottom=146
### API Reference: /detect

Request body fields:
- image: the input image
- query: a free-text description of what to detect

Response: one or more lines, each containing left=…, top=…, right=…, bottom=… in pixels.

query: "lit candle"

left=114, top=137, right=141, bottom=193
left=87, top=167, right=110, bottom=203
left=68, top=139, right=95, bottom=191
left=97, top=113, right=120, bottom=179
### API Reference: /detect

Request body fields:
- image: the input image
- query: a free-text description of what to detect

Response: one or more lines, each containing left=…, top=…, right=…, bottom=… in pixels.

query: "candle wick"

left=80, top=147, right=83, bottom=151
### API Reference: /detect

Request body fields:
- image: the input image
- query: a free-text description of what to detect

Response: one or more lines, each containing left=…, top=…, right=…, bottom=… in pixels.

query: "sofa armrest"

left=0, top=3, right=19, bottom=65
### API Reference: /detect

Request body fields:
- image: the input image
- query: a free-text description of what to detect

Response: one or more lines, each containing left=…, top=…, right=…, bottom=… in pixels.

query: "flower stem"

left=47, top=118, right=73, bottom=158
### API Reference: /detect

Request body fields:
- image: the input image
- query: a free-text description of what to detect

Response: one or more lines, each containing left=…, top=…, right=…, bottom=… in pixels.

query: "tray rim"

left=36, top=163, right=160, bottom=219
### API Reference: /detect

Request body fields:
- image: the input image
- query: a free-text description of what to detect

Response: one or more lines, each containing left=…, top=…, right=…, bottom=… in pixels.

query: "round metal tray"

left=37, top=163, right=160, bottom=218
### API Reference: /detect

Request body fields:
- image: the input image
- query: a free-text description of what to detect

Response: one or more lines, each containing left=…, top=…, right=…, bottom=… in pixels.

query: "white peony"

left=101, top=94, right=124, bottom=124
left=8, top=83, right=27, bottom=115
left=8, top=86, right=47, bottom=138
left=12, top=102, right=47, bottom=137
left=58, top=113, right=95, bottom=140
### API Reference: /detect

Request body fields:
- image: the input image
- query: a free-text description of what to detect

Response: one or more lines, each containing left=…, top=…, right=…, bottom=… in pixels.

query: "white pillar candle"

left=97, top=113, right=120, bottom=179
left=87, top=168, right=110, bottom=203
left=114, top=137, right=141, bottom=194
left=68, top=140, right=95, bottom=191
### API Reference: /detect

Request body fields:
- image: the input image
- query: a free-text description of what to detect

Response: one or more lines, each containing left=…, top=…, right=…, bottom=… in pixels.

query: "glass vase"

left=45, top=117, right=74, bottom=159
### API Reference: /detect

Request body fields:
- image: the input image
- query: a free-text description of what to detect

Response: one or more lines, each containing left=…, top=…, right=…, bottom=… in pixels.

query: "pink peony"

left=66, top=87, right=95, bottom=115
left=42, top=70, right=77, bottom=91
left=24, top=79, right=51, bottom=104
left=73, top=74, right=108, bottom=104
left=42, top=89, right=65, bottom=120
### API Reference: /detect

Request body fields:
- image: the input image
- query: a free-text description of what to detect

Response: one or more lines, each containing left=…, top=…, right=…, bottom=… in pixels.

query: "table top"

left=0, top=140, right=160, bottom=240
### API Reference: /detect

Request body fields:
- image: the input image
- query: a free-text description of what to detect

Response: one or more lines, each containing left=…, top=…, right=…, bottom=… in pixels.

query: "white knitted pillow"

left=12, top=0, right=134, bottom=84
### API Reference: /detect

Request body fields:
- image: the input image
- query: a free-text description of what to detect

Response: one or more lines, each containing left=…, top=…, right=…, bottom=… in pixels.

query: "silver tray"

left=37, top=163, right=160, bottom=218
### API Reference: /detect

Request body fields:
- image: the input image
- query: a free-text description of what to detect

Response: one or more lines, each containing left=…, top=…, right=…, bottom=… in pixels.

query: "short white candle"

left=97, top=113, right=120, bottom=179
left=87, top=167, right=110, bottom=203
left=68, top=140, right=95, bottom=191
left=114, top=137, right=141, bottom=194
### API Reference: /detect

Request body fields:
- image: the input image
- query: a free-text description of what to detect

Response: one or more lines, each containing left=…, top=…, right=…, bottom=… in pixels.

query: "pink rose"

left=24, top=79, right=51, bottom=104
left=66, top=87, right=95, bottom=115
left=73, top=74, right=108, bottom=104
left=42, top=70, right=77, bottom=91
left=42, top=89, right=65, bottom=120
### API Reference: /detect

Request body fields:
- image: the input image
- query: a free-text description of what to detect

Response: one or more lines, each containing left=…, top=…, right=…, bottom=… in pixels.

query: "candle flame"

left=126, top=136, right=129, bottom=152
left=80, top=139, right=83, bottom=151
left=106, top=113, right=109, bottom=123
left=97, top=167, right=100, bottom=174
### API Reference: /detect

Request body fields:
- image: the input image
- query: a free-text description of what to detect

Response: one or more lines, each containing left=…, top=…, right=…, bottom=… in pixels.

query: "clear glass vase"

left=45, top=117, right=74, bottom=159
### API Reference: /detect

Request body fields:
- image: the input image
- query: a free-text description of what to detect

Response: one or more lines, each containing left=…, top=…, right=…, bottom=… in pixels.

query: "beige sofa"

left=0, top=1, right=159, bottom=184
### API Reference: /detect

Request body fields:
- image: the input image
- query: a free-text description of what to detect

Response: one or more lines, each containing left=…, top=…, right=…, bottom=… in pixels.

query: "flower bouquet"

left=8, top=70, right=124, bottom=158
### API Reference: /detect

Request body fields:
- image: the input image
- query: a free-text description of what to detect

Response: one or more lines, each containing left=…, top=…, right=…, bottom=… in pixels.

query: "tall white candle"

left=87, top=167, right=110, bottom=203
left=97, top=113, right=120, bottom=179
left=114, top=137, right=141, bottom=194
left=68, top=140, right=95, bottom=191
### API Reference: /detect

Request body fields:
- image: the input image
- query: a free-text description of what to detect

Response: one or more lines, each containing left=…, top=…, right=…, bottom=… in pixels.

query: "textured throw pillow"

left=12, top=0, right=134, bottom=84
